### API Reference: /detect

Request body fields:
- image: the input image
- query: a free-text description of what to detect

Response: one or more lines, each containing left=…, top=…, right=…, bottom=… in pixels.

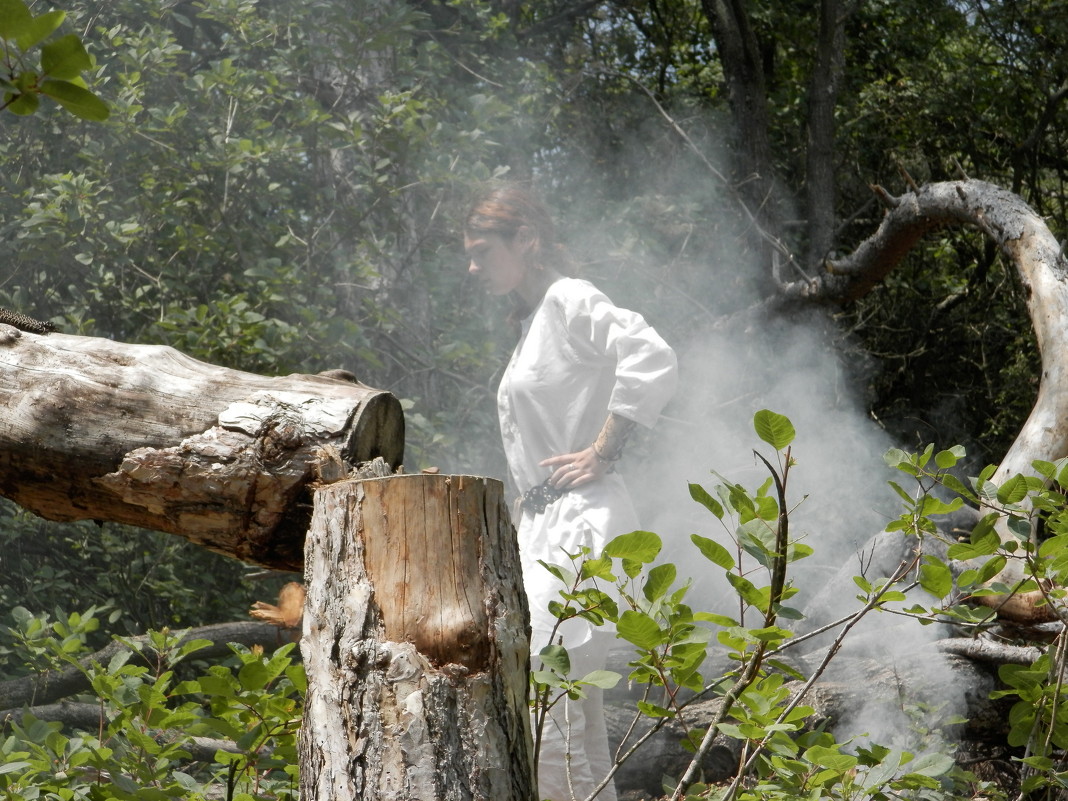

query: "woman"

left=464, top=184, right=678, bottom=801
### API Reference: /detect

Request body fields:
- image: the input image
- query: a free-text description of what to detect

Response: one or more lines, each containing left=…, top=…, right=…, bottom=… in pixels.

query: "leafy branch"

left=0, top=0, right=108, bottom=120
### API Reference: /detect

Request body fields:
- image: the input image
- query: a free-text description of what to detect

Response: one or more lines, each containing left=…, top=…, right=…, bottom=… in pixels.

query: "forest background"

left=0, top=0, right=1064, bottom=790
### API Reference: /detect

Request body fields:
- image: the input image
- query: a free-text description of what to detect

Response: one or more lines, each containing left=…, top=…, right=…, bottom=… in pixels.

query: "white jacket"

left=497, top=277, right=678, bottom=647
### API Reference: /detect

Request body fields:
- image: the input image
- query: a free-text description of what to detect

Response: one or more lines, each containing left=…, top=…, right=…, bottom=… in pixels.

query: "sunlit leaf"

left=997, top=474, right=1030, bottom=505
left=934, top=445, right=965, bottom=469
left=753, top=409, right=795, bottom=450
left=603, top=530, right=661, bottom=564
left=577, top=669, right=620, bottom=689
left=691, top=534, right=735, bottom=570
left=616, top=610, right=664, bottom=649
left=689, top=482, right=724, bottom=518
left=919, top=557, right=953, bottom=599
left=15, top=9, right=64, bottom=51
left=643, top=563, right=676, bottom=601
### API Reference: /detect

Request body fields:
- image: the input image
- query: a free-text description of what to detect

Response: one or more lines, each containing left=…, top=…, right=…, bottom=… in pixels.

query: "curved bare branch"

left=780, top=179, right=1068, bottom=480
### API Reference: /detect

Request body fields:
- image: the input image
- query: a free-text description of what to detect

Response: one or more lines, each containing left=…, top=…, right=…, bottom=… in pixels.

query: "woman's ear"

left=514, top=224, right=537, bottom=254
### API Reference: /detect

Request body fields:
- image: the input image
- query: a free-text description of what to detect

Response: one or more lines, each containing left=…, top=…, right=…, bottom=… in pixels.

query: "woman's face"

left=464, top=230, right=530, bottom=296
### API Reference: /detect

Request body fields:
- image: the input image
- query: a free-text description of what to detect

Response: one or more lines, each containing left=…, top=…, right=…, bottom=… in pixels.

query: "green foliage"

left=881, top=439, right=1068, bottom=798
left=0, top=625, right=302, bottom=800
left=0, top=501, right=286, bottom=667
left=12, top=411, right=1068, bottom=800
left=2, top=0, right=1059, bottom=647
left=531, top=411, right=985, bottom=800
left=3, top=0, right=1068, bottom=795
left=0, top=0, right=108, bottom=119
left=0, top=605, right=114, bottom=676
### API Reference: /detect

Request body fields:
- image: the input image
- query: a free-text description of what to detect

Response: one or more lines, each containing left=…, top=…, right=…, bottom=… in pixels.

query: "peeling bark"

left=0, top=331, right=404, bottom=570
left=299, top=474, right=535, bottom=801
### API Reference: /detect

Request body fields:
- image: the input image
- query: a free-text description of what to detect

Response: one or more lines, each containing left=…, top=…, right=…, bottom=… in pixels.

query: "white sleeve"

left=566, top=285, right=678, bottom=429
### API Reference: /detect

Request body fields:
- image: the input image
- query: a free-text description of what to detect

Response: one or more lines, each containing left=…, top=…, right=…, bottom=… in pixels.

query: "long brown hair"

left=464, top=183, right=569, bottom=275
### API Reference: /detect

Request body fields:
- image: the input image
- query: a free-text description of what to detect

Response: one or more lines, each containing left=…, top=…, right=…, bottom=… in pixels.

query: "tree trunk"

left=299, top=473, right=535, bottom=801
left=0, top=329, right=403, bottom=571
left=804, top=0, right=849, bottom=267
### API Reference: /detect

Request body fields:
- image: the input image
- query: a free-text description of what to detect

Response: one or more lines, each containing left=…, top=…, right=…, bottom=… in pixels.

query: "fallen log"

left=0, top=328, right=403, bottom=571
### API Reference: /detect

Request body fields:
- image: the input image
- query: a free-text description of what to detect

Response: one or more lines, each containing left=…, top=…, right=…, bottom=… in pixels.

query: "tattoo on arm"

left=593, top=413, right=636, bottom=463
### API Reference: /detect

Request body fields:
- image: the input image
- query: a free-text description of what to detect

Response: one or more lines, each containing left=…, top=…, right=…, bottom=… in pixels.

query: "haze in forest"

left=461, top=157, right=965, bottom=752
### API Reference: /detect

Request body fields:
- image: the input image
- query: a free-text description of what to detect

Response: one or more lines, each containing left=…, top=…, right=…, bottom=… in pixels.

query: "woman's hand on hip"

left=540, top=447, right=606, bottom=490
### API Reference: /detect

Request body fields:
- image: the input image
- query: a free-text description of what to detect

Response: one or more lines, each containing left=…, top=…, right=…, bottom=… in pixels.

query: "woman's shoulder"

left=544, top=277, right=606, bottom=309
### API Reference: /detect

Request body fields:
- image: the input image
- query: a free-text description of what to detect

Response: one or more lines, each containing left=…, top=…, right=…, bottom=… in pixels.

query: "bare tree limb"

left=936, top=637, right=1043, bottom=666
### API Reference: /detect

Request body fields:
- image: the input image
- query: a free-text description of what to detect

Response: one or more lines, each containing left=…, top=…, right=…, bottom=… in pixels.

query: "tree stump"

left=300, top=474, right=535, bottom=801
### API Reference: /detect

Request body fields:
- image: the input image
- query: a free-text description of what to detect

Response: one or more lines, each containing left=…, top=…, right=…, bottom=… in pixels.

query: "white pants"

left=533, top=631, right=618, bottom=801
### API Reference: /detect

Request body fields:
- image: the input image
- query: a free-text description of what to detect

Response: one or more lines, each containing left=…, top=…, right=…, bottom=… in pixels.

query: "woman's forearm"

left=592, top=412, right=637, bottom=464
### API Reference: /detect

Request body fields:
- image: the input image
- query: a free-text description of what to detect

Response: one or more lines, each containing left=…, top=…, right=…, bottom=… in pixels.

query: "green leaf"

left=919, top=557, right=953, bottom=599
left=920, top=495, right=963, bottom=516
left=644, top=563, right=676, bottom=601
left=531, top=669, right=563, bottom=687
left=577, top=669, right=620, bottom=689
left=940, top=472, right=975, bottom=500
left=1033, top=459, right=1058, bottom=480
left=39, top=79, right=109, bottom=120
left=15, top=9, right=64, bottom=51
left=636, top=700, right=673, bottom=718
left=977, top=554, right=1007, bottom=584
left=862, top=749, right=906, bottom=789
left=883, top=448, right=910, bottom=469
left=694, top=611, right=737, bottom=627
left=906, top=751, right=956, bottom=777
left=804, top=744, right=858, bottom=771
left=947, top=517, right=1000, bottom=560
left=537, top=644, right=570, bottom=674
left=237, top=659, right=272, bottom=691
left=716, top=722, right=749, bottom=740
left=603, top=530, right=662, bottom=564
left=726, top=571, right=768, bottom=613
left=0, top=0, right=32, bottom=40
left=750, top=625, right=792, bottom=643
left=690, top=533, right=735, bottom=570
left=997, top=474, right=1030, bottom=505
left=688, top=482, right=724, bottom=518
left=753, top=409, right=795, bottom=450
left=40, top=33, right=91, bottom=79
left=616, top=610, right=665, bottom=649
left=580, top=556, right=615, bottom=582
left=934, top=445, right=966, bottom=469
left=6, top=88, right=39, bottom=115
left=1006, top=514, right=1033, bottom=540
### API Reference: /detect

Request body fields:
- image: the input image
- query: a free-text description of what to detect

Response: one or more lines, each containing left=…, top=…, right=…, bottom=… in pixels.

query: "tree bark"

left=779, top=179, right=1068, bottom=481
left=299, top=474, right=535, bottom=801
left=804, top=0, right=850, bottom=267
left=0, top=329, right=403, bottom=571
